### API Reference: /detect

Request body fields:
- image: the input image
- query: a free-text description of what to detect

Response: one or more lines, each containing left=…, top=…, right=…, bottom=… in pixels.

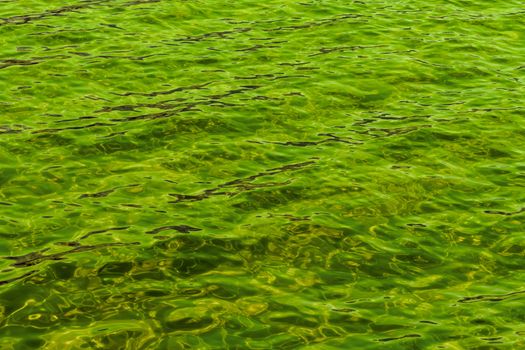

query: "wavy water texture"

left=0, top=0, right=524, bottom=349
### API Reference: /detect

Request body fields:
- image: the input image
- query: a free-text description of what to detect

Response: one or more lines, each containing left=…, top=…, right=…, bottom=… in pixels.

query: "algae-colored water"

left=0, top=1, right=524, bottom=349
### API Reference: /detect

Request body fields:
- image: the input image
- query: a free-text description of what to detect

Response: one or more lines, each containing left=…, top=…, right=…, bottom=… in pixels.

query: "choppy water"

left=0, top=0, right=524, bottom=349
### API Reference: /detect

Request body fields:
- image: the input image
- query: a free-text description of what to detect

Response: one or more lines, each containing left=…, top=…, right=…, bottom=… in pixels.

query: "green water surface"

left=0, top=0, right=524, bottom=349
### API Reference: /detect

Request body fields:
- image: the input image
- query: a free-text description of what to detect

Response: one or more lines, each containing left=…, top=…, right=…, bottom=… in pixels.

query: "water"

left=0, top=0, right=524, bottom=349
